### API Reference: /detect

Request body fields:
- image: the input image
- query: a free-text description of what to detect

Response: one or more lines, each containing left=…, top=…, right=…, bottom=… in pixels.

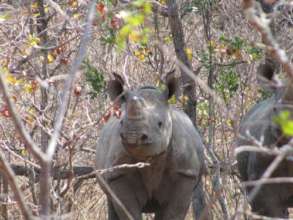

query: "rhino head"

left=107, top=71, right=178, bottom=160
left=258, top=63, right=293, bottom=144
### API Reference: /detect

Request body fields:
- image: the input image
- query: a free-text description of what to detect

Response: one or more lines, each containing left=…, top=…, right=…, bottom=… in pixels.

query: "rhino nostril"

left=120, top=133, right=125, bottom=140
left=141, top=134, right=148, bottom=142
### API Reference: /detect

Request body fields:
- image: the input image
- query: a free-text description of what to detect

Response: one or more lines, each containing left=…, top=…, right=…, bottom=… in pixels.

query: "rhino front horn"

left=127, top=96, right=144, bottom=119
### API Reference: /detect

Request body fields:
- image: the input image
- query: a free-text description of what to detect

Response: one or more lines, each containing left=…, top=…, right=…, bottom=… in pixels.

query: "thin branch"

left=46, top=0, right=96, bottom=160
left=0, top=143, right=41, bottom=169
left=0, top=151, right=34, bottom=220
left=243, top=177, right=293, bottom=187
left=247, top=142, right=293, bottom=203
left=241, top=0, right=293, bottom=204
left=77, top=162, right=150, bottom=180
left=46, top=0, right=73, bottom=24
left=95, top=172, right=135, bottom=220
left=243, top=0, right=293, bottom=79
left=234, top=145, right=292, bottom=157
left=0, top=73, right=46, bottom=163
left=175, top=59, right=227, bottom=114
left=122, top=55, right=131, bottom=88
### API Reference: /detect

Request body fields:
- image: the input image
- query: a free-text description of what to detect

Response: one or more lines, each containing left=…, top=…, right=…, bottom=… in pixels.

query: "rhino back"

left=237, top=95, right=280, bottom=181
left=238, top=96, right=277, bottom=140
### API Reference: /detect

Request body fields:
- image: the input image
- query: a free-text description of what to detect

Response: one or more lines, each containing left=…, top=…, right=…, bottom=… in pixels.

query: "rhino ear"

left=107, top=73, right=124, bottom=101
left=257, top=62, right=281, bottom=91
left=164, top=69, right=178, bottom=99
left=258, top=63, right=275, bottom=81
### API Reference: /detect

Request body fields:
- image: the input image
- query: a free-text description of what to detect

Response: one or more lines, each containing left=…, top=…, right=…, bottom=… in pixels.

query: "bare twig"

left=0, top=73, right=46, bottom=163
left=243, top=0, right=293, bottom=79
left=122, top=55, right=131, bottom=88
left=0, top=143, right=41, bottom=169
left=95, top=173, right=135, bottom=220
left=241, top=0, right=293, bottom=204
left=175, top=59, right=227, bottom=114
left=0, top=151, right=34, bottom=220
left=77, top=162, right=151, bottom=180
left=46, top=0, right=96, bottom=160
left=234, top=145, right=293, bottom=157
left=46, top=0, right=73, bottom=24
left=247, top=142, right=293, bottom=202
left=243, top=177, right=293, bottom=187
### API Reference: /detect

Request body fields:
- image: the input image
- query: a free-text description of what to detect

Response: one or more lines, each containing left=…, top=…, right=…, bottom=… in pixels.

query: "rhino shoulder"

left=96, top=117, right=129, bottom=169
left=168, top=108, right=204, bottom=177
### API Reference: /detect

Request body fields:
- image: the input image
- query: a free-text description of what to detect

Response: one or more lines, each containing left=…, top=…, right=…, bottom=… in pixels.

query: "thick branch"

left=167, top=0, right=196, bottom=121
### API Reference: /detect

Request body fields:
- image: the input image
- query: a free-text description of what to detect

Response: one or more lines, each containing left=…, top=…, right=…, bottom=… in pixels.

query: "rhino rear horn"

left=164, top=69, right=179, bottom=99
left=108, top=73, right=124, bottom=101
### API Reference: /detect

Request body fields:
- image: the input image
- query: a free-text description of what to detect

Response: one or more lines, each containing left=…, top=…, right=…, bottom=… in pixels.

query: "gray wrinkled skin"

left=236, top=81, right=293, bottom=218
left=96, top=72, right=205, bottom=220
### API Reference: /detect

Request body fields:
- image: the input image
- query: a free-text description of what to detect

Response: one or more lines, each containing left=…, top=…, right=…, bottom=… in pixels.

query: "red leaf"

left=110, top=16, right=122, bottom=29
left=96, top=3, right=105, bottom=15
left=1, top=106, right=11, bottom=118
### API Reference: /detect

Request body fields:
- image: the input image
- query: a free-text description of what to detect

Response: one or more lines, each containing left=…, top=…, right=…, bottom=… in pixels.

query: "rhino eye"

left=158, top=121, right=163, bottom=128
left=120, top=94, right=126, bottom=102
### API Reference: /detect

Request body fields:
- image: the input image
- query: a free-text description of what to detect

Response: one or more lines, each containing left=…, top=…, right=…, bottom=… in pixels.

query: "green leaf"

left=274, top=111, right=293, bottom=136
left=125, top=14, right=144, bottom=26
left=83, top=59, right=105, bottom=97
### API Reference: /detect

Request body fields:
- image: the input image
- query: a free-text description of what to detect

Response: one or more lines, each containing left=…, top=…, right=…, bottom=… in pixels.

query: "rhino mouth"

left=120, top=132, right=153, bottom=146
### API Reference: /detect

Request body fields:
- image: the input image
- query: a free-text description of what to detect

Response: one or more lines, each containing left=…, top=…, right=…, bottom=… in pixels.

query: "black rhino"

left=236, top=63, right=293, bottom=218
left=96, top=71, right=206, bottom=220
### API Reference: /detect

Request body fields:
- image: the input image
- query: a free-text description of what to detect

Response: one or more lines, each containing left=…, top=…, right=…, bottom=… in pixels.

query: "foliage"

left=198, top=35, right=263, bottom=102
left=215, top=68, right=239, bottom=102
left=97, top=0, right=152, bottom=49
left=83, top=59, right=105, bottom=98
left=274, top=111, right=293, bottom=136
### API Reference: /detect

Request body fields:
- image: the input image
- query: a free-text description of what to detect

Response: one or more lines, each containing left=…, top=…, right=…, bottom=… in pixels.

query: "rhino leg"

left=249, top=186, right=289, bottom=218
left=155, top=178, right=196, bottom=220
left=108, top=176, right=144, bottom=220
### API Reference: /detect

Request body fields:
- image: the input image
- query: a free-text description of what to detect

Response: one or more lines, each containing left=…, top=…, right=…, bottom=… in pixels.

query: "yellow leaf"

left=73, top=13, right=80, bottom=19
left=44, top=5, right=49, bottom=13
left=0, top=13, right=10, bottom=23
left=6, top=74, right=21, bottom=85
left=208, top=40, right=216, bottom=49
left=47, top=53, right=55, bottom=63
left=129, top=30, right=142, bottom=43
left=24, top=81, right=38, bottom=93
left=20, top=149, right=28, bottom=157
left=31, top=2, right=39, bottom=9
left=164, top=36, right=172, bottom=44
left=28, top=34, right=40, bottom=47
left=134, top=50, right=145, bottom=61
left=168, top=95, right=177, bottom=104
left=184, top=48, right=192, bottom=61
left=179, top=95, right=189, bottom=105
